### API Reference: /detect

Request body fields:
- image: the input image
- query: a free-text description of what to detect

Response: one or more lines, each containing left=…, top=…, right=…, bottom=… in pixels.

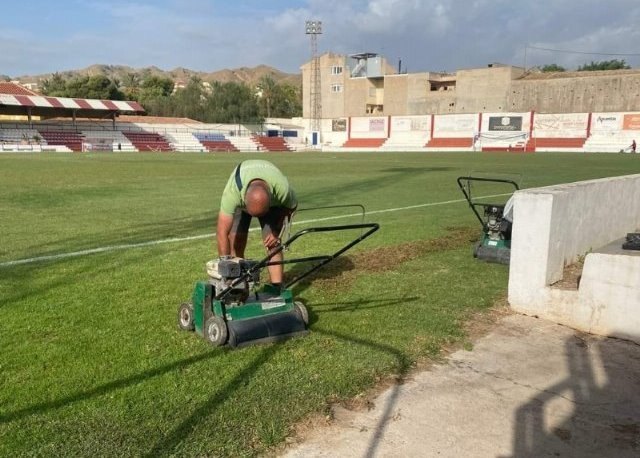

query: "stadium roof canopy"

left=0, top=82, right=144, bottom=120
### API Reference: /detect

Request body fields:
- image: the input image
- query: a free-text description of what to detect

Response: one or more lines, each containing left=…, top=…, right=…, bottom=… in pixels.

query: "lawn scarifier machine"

left=457, top=176, right=519, bottom=265
left=178, top=221, right=379, bottom=348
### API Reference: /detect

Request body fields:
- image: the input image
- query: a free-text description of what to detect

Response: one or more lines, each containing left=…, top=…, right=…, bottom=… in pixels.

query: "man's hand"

left=263, top=233, right=280, bottom=250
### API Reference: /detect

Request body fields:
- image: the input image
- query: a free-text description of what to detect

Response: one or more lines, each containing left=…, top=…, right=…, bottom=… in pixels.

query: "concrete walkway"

left=282, top=314, right=640, bottom=458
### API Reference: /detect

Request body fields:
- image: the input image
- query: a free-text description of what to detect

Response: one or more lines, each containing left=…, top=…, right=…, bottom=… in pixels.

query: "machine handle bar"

left=215, top=222, right=380, bottom=300
left=456, top=176, right=520, bottom=228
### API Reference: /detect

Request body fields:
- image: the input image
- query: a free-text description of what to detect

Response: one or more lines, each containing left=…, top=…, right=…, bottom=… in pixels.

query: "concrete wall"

left=344, top=78, right=372, bottom=116
left=304, top=54, right=640, bottom=119
left=383, top=74, right=409, bottom=115
left=454, top=66, right=520, bottom=113
left=508, top=174, right=640, bottom=342
left=509, top=71, right=640, bottom=113
left=301, top=53, right=348, bottom=120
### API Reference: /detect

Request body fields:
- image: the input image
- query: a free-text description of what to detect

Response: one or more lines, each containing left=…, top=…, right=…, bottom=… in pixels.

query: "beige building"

left=301, top=53, right=640, bottom=119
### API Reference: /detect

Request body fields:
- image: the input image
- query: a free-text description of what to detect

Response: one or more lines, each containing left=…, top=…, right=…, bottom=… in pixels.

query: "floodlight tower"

left=305, top=20, right=322, bottom=140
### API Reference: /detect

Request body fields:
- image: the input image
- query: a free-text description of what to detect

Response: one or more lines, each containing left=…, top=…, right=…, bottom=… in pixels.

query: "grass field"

left=1, top=151, right=639, bottom=456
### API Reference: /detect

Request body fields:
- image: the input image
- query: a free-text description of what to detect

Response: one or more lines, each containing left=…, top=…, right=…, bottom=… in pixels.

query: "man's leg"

left=229, top=209, right=251, bottom=258
left=259, top=207, right=288, bottom=285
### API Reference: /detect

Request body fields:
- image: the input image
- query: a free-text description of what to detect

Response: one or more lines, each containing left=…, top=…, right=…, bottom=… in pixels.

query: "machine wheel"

left=204, top=316, right=228, bottom=347
left=294, top=301, right=309, bottom=326
left=177, top=303, right=195, bottom=331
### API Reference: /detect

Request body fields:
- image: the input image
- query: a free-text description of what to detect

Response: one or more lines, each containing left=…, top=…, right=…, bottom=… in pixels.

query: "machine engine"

left=484, top=205, right=505, bottom=240
left=206, top=257, right=260, bottom=304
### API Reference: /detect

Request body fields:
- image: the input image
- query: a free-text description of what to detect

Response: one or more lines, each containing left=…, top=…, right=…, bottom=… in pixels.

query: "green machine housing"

left=457, top=176, right=520, bottom=265
left=179, top=222, right=380, bottom=348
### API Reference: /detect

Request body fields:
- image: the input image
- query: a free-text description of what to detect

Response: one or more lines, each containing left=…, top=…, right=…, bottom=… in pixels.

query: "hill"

left=14, top=64, right=301, bottom=88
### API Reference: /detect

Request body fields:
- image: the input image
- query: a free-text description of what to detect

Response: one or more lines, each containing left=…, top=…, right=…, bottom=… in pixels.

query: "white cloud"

left=3, top=0, right=640, bottom=76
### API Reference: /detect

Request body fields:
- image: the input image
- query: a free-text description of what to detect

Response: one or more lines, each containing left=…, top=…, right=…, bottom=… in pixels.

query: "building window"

left=331, top=84, right=343, bottom=93
left=331, top=66, right=343, bottom=75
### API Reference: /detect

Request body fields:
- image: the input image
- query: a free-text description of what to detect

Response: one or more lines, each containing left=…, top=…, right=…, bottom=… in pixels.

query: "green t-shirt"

left=219, top=160, right=297, bottom=215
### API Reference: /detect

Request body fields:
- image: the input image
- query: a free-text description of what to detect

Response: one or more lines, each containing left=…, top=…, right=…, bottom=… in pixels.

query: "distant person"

left=216, top=160, right=297, bottom=289
left=632, top=139, right=636, bottom=153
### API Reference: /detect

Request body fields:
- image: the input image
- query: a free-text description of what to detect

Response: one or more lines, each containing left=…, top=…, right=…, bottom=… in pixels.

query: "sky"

left=2, top=0, right=640, bottom=77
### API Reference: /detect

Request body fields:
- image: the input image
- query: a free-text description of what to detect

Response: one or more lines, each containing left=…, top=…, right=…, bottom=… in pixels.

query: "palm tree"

left=257, top=75, right=277, bottom=118
left=121, top=72, right=140, bottom=100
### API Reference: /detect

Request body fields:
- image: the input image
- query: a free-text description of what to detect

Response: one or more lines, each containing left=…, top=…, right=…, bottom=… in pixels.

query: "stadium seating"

left=81, top=130, right=137, bottom=152
left=381, top=132, right=429, bottom=151
left=228, top=136, right=261, bottom=152
left=583, top=131, right=638, bottom=153
left=161, top=132, right=206, bottom=152
left=525, top=137, right=586, bottom=152
left=253, top=135, right=292, bottom=152
left=193, top=132, right=238, bottom=152
left=38, top=130, right=84, bottom=152
left=122, top=132, right=172, bottom=151
left=426, top=137, right=473, bottom=148
left=341, top=138, right=387, bottom=148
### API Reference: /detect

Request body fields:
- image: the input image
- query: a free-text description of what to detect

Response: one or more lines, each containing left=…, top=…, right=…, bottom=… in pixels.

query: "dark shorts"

left=230, top=207, right=290, bottom=238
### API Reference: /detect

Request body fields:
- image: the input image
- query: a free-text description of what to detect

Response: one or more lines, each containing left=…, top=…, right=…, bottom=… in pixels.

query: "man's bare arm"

left=216, top=211, right=234, bottom=256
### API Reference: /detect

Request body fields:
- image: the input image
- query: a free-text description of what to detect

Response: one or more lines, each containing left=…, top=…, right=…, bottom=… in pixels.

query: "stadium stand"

left=38, top=130, right=84, bottom=152
left=162, top=131, right=205, bottom=152
left=583, top=131, right=637, bottom=153
left=475, top=112, right=530, bottom=152
left=426, top=137, right=473, bottom=148
left=425, top=114, right=477, bottom=151
left=478, top=133, right=528, bottom=152
left=253, top=135, right=292, bottom=151
left=228, top=136, right=260, bottom=152
left=0, top=127, right=48, bottom=152
left=381, top=117, right=430, bottom=150
left=193, top=133, right=238, bottom=152
left=4, top=102, right=640, bottom=153
left=582, top=112, right=640, bottom=153
left=342, top=138, right=387, bottom=148
left=528, top=113, right=589, bottom=152
left=526, top=137, right=586, bottom=152
left=82, top=130, right=137, bottom=152
left=122, top=132, right=172, bottom=152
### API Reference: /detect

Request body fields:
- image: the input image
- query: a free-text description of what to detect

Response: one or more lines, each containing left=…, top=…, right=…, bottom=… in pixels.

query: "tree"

left=140, top=75, right=174, bottom=98
left=256, top=77, right=302, bottom=119
left=205, top=81, right=262, bottom=123
left=172, top=77, right=206, bottom=120
left=43, top=74, right=124, bottom=99
left=121, top=72, right=140, bottom=100
left=578, top=59, right=630, bottom=71
left=84, top=75, right=124, bottom=100
left=541, top=64, right=566, bottom=72
left=257, top=75, right=277, bottom=118
left=270, top=83, right=302, bottom=118
left=41, top=73, right=68, bottom=96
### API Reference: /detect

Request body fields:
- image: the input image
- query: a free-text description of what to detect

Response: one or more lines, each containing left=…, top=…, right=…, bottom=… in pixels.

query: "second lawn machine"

left=457, top=176, right=519, bottom=265
left=178, top=220, right=379, bottom=348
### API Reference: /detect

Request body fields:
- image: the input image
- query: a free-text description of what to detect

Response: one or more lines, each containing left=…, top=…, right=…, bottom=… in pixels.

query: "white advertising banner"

left=434, top=114, right=477, bottom=135
left=591, top=113, right=623, bottom=131
left=391, top=116, right=430, bottom=132
left=534, top=113, right=589, bottom=137
left=349, top=116, right=387, bottom=138
left=482, top=112, right=530, bottom=133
